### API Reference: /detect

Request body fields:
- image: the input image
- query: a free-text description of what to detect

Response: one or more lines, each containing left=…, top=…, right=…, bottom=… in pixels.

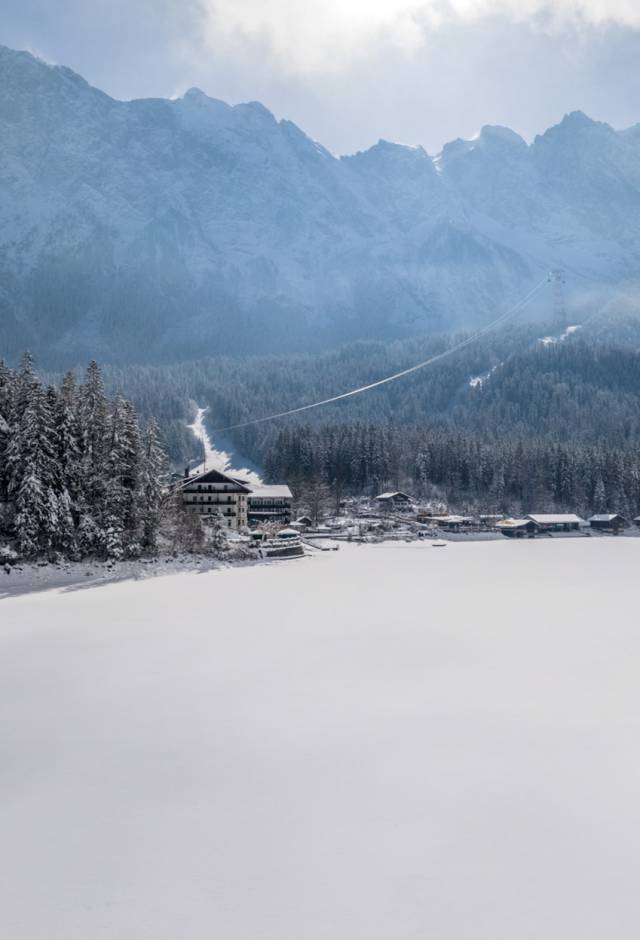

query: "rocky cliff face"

left=2, top=44, right=640, bottom=365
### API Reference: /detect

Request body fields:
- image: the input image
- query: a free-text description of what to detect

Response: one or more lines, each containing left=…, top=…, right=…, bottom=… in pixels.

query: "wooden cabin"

left=375, top=491, right=413, bottom=509
left=589, top=513, right=627, bottom=533
left=496, top=518, right=537, bottom=538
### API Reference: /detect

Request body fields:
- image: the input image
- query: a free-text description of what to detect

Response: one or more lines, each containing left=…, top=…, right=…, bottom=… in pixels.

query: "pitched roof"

left=178, top=467, right=251, bottom=492
left=527, top=514, right=583, bottom=525
left=589, top=513, right=626, bottom=522
left=375, top=491, right=412, bottom=500
left=496, top=518, right=533, bottom=528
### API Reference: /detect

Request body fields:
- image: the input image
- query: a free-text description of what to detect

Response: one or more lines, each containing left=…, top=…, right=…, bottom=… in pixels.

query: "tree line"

left=0, top=355, right=167, bottom=560
left=265, top=424, right=640, bottom=518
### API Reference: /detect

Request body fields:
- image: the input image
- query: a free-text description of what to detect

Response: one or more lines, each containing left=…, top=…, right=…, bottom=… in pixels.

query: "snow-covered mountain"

left=2, top=43, right=640, bottom=365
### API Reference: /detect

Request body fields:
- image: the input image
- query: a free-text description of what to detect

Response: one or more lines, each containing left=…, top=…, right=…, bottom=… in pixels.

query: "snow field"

left=1, top=538, right=640, bottom=939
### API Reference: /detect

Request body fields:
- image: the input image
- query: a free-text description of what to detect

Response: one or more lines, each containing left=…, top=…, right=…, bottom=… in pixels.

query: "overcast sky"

left=4, top=0, right=640, bottom=155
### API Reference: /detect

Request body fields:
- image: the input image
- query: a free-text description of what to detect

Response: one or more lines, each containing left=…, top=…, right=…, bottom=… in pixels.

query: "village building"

left=436, top=515, right=476, bottom=531
left=246, top=484, right=293, bottom=527
left=589, top=513, right=627, bottom=533
left=179, top=468, right=250, bottom=530
left=496, top=518, right=537, bottom=538
left=526, top=513, right=584, bottom=533
left=375, top=491, right=413, bottom=509
left=416, top=512, right=449, bottom=525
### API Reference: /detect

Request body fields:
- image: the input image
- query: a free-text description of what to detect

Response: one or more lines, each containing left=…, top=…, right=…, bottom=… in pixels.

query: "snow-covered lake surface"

left=2, top=539, right=640, bottom=939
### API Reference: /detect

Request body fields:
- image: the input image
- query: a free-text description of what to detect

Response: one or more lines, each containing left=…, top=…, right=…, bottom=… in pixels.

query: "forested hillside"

left=91, top=320, right=640, bottom=514
left=100, top=321, right=640, bottom=455
left=3, top=320, right=639, bottom=546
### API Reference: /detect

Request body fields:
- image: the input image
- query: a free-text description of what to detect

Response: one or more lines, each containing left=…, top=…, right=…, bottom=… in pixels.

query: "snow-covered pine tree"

left=0, top=359, right=14, bottom=507
left=119, top=399, right=143, bottom=551
left=140, top=417, right=167, bottom=552
left=101, top=397, right=144, bottom=558
left=101, top=397, right=128, bottom=560
left=7, top=365, right=59, bottom=557
left=56, top=372, right=82, bottom=503
left=77, top=360, right=109, bottom=554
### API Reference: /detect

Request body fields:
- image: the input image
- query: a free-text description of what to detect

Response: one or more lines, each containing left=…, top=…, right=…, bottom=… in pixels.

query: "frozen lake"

left=2, top=538, right=640, bottom=939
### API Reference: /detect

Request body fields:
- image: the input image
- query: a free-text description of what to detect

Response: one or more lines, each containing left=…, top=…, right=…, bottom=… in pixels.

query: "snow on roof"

left=496, top=518, right=532, bottom=528
left=177, top=467, right=251, bottom=492
left=589, top=514, right=625, bottom=522
left=248, top=484, right=293, bottom=499
left=375, top=491, right=412, bottom=500
left=527, top=514, right=583, bottom=525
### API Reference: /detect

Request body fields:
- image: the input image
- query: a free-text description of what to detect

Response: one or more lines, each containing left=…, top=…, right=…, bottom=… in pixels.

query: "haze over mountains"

left=2, top=43, right=640, bottom=367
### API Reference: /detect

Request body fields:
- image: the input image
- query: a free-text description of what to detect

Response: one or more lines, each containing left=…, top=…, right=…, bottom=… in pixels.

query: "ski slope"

left=2, top=539, right=640, bottom=939
left=187, top=406, right=261, bottom=482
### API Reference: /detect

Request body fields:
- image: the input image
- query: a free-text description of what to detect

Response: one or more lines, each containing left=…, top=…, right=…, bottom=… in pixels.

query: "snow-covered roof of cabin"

left=496, top=518, right=532, bottom=528
left=589, top=514, right=625, bottom=522
left=527, top=514, right=583, bottom=525
left=248, top=484, right=292, bottom=499
left=375, top=491, right=412, bottom=500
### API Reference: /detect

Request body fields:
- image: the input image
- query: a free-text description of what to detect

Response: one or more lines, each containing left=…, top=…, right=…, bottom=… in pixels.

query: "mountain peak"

left=476, top=125, right=526, bottom=148
left=536, top=110, right=613, bottom=143
left=183, top=86, right=208, bottom=100
left=559, top=110, right=597, bottom=128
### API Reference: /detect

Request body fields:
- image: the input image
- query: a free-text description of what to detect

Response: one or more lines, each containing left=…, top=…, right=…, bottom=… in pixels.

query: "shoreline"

left=0, top=552, right=271, bottom=600
left=2, top=529, right=637, bottom=599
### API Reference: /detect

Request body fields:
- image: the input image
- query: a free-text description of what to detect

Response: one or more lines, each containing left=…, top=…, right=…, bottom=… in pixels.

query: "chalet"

left=496, top=518, right=537, bottom=538
left=178, top=468, right=250, bottom=530
left=589, top=513, right=627, bottom=533
left=375, top=491, right=413, bottom=509
left=526, top=513, right=583, bottom=533
left=246, top=484, right=293, bottom=527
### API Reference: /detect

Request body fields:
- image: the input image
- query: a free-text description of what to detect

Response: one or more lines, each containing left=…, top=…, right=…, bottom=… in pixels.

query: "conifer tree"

left=140, top=417, right=167, bottom=551
left=77, top=360, right=109, bottom=553
left=8, top=372, right=59, bottom=557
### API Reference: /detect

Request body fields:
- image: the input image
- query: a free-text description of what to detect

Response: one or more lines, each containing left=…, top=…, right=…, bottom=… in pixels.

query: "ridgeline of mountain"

left=2, top=44, right=640, bottom=366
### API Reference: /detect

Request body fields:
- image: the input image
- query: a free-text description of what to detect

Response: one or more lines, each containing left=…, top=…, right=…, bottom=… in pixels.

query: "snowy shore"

left=2, top=538, right=640, bottom=939
left=0, top=554, right=240, bottom=599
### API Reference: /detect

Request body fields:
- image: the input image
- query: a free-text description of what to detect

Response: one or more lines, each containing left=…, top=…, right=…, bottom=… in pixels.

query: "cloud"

left=196, top=0, right=640, bottom=74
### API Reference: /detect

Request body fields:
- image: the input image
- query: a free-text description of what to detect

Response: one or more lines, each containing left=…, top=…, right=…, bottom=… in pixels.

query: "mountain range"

left=2, top=43, right=640, bottom=366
